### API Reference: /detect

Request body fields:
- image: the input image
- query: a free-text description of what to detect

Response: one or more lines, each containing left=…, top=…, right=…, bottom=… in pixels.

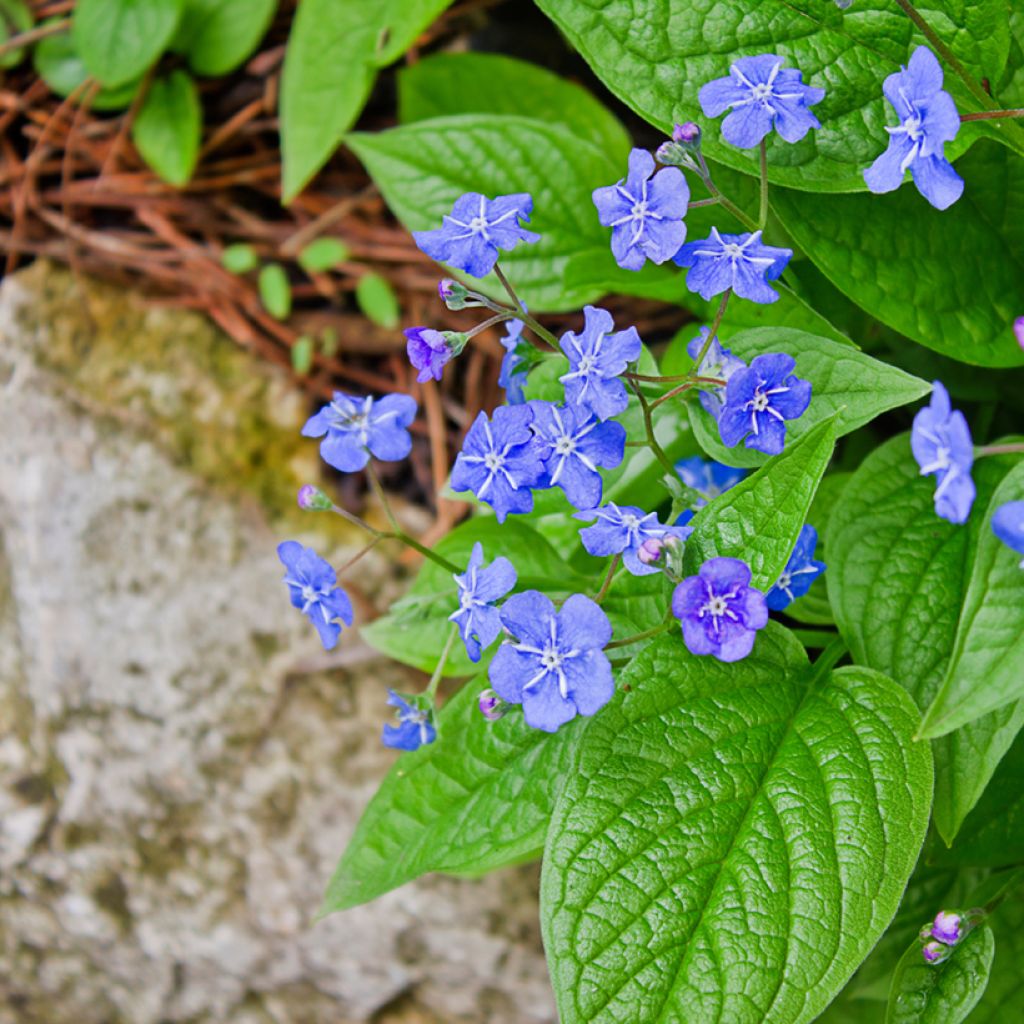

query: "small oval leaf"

left=131, top=69, right=202, bottom=187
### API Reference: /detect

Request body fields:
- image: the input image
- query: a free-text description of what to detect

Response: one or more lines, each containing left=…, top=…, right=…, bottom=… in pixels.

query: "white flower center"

left=707, top=596, right=728, bottom=616
left=555, top=434, right=576, bottom=456
left=301, top=585, right=317, bottom=603
left=540, top=647, right=563, bottom=670
left=484, top=452, right=505, bottom=472
left=751, top=82, right=773, bottom=101
left=752, top=391, right=771, bottom=412
left=469, top=215, right=488, bottom=233
left=631, top=200, right=648, bottom=218
left=578, top=354, right=596, bottom=374
left=904, top=114, right=924, bottom=141
left=622, top=514, right=640, bottom=529
left=776, top=572, right=792, bottom=590
left=722, top=242, right=745, bottom=259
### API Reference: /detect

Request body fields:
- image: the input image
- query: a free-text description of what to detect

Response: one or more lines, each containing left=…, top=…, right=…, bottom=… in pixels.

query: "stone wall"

left=0, top=264, right=555, bottom=1024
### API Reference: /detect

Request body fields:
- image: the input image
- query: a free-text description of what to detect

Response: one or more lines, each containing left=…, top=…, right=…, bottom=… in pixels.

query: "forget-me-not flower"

left=405, top=327, right=463, bottom=383
left=718, top=353, right=812, bottom=455
left=576, top=502, right=692, bottom=576
left=413, top=192, right=540, bottom=278
left=674, top=229, right=792, bottom=305
left=529, top=401, right=626, bottom=510
left=766, top=525, right=827, bottom=611
left=592, top=148, right=689, bottom=270
left=277, top=541, right=354, bottom=650
left=449, top=542, right=517, bottom=662
left=675, top=456, right=747, bottom=524
left=672, top=556, right=768, bottom=662
left=302, top=391, right=417, bottom=472
left=382, top=690, right=436, bottom=751
left=992, top=501, right=1024, bottom=568
left=699, top=54, right=825, bottom=149
left=687, top=328, right=747, bottom=418
left=498, top=316, right=529, bottom=404
left=864, top=46, right=963, bottom=211
left=559, top=306, right=642, bottom=420
left=911, top=381, right=975, bottom=524
left=489, top=591, right=614, bottom=732
left=450, top=405, right=545, bottom=522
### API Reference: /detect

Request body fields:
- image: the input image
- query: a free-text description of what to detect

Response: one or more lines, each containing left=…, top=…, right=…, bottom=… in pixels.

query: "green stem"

left=493, top=263, right=524, bottom=310
left=812, top=636, right=848, bottom=678
left=626, top=371, right=726, bottom=385
left=790, top=628, right=840, bottom=650
left=491, top=261, right=560, bottom=350
left=630, top=379, right=677, bottom=478
left=688, top=197, right=720, bottom=209
left=0, top=18, right=70, bottom=57
left=594, top=555, right=621, bottom=604
left=606, top=620, right=674, bottom=650
left=976, top=443, right=1024, bottom=456
left=466, top=311, right=514, bottom=338
left=961, top=108, right=1024, bottom=122
left=335, top=535, right=383, bottom=575
left=329, top=503, right=383, bottom=537
left=758, top=138, right=769, bottom=229
left=690, top=289, right=732, bottom=375
left=425, top=625, right=459, bottom=700
left=701, top=174, right=759, bottom=232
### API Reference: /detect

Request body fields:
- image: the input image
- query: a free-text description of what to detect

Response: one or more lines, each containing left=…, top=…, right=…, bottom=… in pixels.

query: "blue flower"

left=675, top=456, right=747, bottom=524
left=277, top=541, right=354, bottom=650
left=699, top=54, right=825, bottom=149
left=766, top=525, right=827, bottom=611
left=498, top=317, right=529, bottom=404
left=405, top=327, right=461, bottom=383
left=592, top=148, right=689, bottom=271
left=911, top=381, right=975, bottom=524
left=382, top=691, right=437, bottom=751
left=413, top=192, right=540, bottom=278
left=559, top=306, right=642, bottom=421
left=864, top=46, right=963, bottom=211
left=687, top=328, right=747, bottom=419
left=448, top=542, right=518, bottom=662
left=717, top=353, right=812, bottom=455
left=529, top=401, right=626, bottom=510
left=450, top=405, right=546, bottom=522
left=576, top=502, right=692, bottom=576
left=992, top=501, right=1024, bottom=568
left=488, top=591, right=614, bottom=732
left=671, top=556, right=768, bottom=662
left=302, top=391, right=417, bottom=472
left=674, top=229, right=792, bottom=305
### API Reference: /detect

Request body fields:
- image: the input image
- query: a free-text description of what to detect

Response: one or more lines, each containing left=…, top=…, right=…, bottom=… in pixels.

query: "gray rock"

left=0, top=265, right=554, bottom=1024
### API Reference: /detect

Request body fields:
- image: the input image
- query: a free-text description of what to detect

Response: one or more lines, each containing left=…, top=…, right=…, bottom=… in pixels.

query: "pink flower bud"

left=638, top=538, right=664, bottom=566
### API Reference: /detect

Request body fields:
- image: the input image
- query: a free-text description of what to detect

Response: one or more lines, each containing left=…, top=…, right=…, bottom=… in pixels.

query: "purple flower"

left=302, top=391, right=417, bottom=472
left=576, top=502, right=692, bottom=576
left=488, top=591, right=614, bottom=733
left=498, top=317, right=529, bottom=404
left=674, top=228, right=792, bottom=305
left=911, top=381, right=975, bottom=524
left=448, top=542, right=517, bottom=662
left=382, top=690, right=436, bottom=751
left=671, top=556, right=769, bottom=662
left=277, top=541, right=354, bottom=651
left=478, top=688, right=510, bottom=721
left=931, top=910, right=963, bottom=945
left=529, top=401, right=626, bottom=510
left=405, top=327, right=464, bottom=383
left=717, top=353, right=812, bottom=455
left=766, top=525, right=827, bottom=611
left=699, top=54, right=825, bottom=149
left=864, top=46, right=963, bottom=211
left=592, top=148, right=689, bottom=271
left=992, top=501, right=1024, bottom=568
left=450, top=405, right=545, bottom=522
left=687, top=328, right=747, bottom=418
left=559, top=306, right=642, bottom=421
left=675, top=456, right=747, bottom=524
left=413, top=192, right=540, bottom=278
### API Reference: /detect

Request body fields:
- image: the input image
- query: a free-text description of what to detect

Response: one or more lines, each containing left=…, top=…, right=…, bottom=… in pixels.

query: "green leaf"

left=0, top=0, right=33, bottom=69
left=772, top=143, right=1024, bottom=368
left=533, top=0, right=1011, bottom=193
left=398, top=51, right=630, bottom=158
left=885, top=924, right=994, bottom=1024
left=828, top=435, right=1024, bottom=841
left=541, top=627, right=933, bottom=1024
left=220, top=243, right=258, bottom=274
left=258, top=263, right=291, bottom=320
left=348, top=114, right=622, bottom=312
left=131, top=70, right=201, bottom=187
left=323, top=669, right=583, bottom=913
left=279, top=0, right=451, bottom=202
left=297, top=237, right=351, bottom=273
left=73, top=0, right=184, bottom=88
left=683, top=414, right=838, bottom=591
left=919, top=461, right=1024, bottom=737
left=291, top=335, right=314, bottom=376
left=971, top=889, right=1024, bottom=1021
left=355, top=272, right=400, bottom=329
left=33, top=19, right=142, bottom=110
left=687, top=328, right=929, bottom=470
left=175, top=0, right=277, bottom=76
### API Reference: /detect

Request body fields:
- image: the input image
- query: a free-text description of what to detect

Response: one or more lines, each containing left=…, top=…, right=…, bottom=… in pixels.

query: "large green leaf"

left=971, top=889, right=1024, bottom=1022
left=772, top=143, right=1024, bottom=368
left=348, top=114, right=621, bottom=311
left=74, top=0, right=184, bottom=87
left=323, top=670, right=583, bottom=912
left=541, top=627, right=933, bottom=1024
left=683, top=414, right=838, bottom=590
left=687, top=328, right=929, bottom=469
left=175, top=0, right=277, bottom=76
left=886, top=924, right=994, bottom=1024
left=398, top=51, right=630, bottom=158
left=533, top=0, right=1012, bottom=193
left=131, top=70, right=202, bottom=187
left=828, top=435, right=1024, bottom=841
left=919, top=461, right=1024, bottom=737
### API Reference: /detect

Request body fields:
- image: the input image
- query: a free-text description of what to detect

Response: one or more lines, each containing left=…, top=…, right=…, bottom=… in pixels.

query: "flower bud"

left=657, top=122, right=703, bottom=170
left=638, top=538, right=664, bottom=566
left=297, top=484, right=333, bottom=511
left=1014, top=315, right=1024, bottom=351
left=478, top=689, right=509, bottom=722
left=438, top=278, right=471, bottom=310
left=922, top=940, right=951, bottom=964
left=931, top=910, right=963, bottom=945
left=673, top=122, right=701, bottom=145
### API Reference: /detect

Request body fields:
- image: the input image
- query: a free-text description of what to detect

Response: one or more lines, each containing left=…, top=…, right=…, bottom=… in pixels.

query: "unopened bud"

left=297, top=484, right=333, bottom=511
left=673, top=121, right=701, bottom=144
left=1014, top=316, right=1024, bottom=351
left=478, top=689, right=509, bottom=722
left=438, top=278, right=471, bottom=310
left=922, top=940, right=950, bottom=965
left=657, top=122, right=703, bottom=169
left=931, top=910, right=963, bottom=946
left=638, top=538, right=664, bottom=566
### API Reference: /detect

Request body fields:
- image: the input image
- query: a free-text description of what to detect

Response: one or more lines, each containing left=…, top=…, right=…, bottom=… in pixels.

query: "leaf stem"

left=594, top=555, right=621, bottom=604
left=625, top=372, right=727, bottom=385
left=687, top=197, right=720, bottom=209
left=690, top=289, right=732, bottom=374
left=329, top=503, right=383, bottom=537
left=790, top=627, right=840, bottom=650
left=0, top=18, right=70, bottom=57
left=606, top=620, right=674, bottom=650
left=976, top=443, right=1024, bottom=456
left=465, top=311, right=514, bottom=338
left=758, top=138, right=769, bottom=229
left=961, top=108, right=1024, bottom=122
left=629, top=379, right=677, bottom=478
left=425, top=625, right=459, bottom=700
left=492, top=261, right=560, bottom=349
